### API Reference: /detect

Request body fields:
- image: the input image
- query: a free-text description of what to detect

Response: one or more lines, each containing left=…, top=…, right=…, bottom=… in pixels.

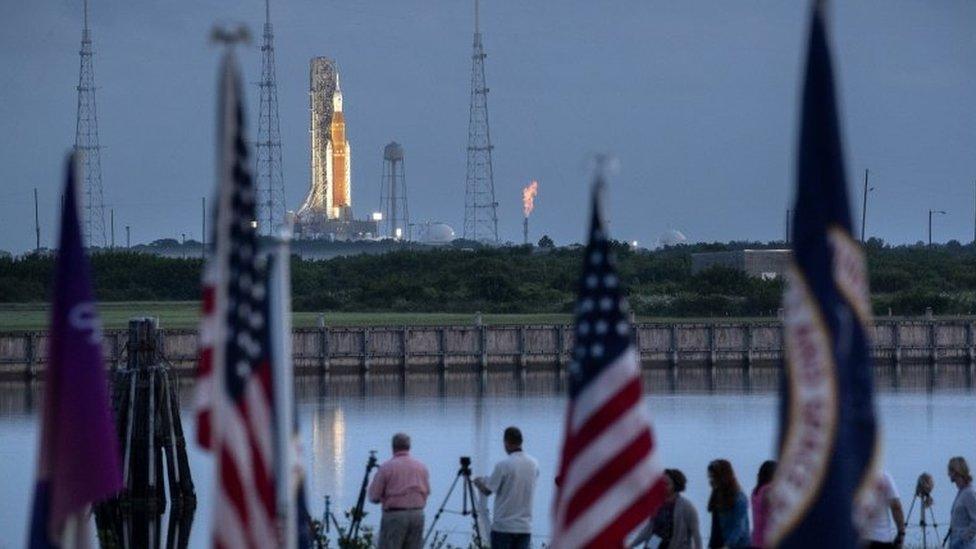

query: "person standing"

left=750, top=461, right=776, bottom=548
left=474, top=426, right=539, bottom=549
left=948, top=456, right=976, bottom=549
left=368, top=433, right=430, bottom=549
left=707, top=459, right=749, bottom=548
left=862, top=471, right=905, bottom=548
left=630, top=468, right=702, bottom=549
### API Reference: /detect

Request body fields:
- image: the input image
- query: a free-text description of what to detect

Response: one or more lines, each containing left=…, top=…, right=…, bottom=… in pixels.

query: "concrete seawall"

left=2, top=318, right=975, bottom=382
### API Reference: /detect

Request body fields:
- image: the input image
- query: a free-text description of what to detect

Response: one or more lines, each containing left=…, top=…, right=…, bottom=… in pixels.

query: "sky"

left=0, top=1, right=974, bottom=254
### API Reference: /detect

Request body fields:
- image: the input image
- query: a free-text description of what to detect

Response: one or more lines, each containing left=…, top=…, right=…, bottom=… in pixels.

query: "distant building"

left=691, top=249, right=791, bottom=280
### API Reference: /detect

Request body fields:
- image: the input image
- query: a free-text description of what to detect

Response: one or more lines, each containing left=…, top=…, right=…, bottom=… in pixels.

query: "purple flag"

left=29, top=153, right=122, bottom=548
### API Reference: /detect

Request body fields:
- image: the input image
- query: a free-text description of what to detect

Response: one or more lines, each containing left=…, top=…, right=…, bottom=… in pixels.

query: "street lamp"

left=928, top=209, right=946, bottom=246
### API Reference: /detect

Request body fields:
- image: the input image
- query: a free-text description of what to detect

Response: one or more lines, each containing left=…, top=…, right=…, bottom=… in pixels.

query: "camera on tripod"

left=906, top=472, right=941, bottom=548
left=424, top=456, right=485, bottom=548
left=915, top=472, right=934, bottom=507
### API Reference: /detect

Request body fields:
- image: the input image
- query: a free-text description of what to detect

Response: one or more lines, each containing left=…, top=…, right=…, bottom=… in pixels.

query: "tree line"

left=3, top=237, right=976, bottom=317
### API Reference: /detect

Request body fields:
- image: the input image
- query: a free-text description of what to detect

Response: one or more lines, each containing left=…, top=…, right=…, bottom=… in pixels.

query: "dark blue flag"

left=764, top=3, right=880, bottom=548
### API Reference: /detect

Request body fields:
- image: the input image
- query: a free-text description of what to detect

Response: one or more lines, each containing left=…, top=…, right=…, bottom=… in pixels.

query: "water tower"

left=380, top=142, right=409, bottom=239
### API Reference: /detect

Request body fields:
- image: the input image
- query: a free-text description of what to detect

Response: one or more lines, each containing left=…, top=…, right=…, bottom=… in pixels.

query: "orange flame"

left=522, top=180, right=539, bottom=217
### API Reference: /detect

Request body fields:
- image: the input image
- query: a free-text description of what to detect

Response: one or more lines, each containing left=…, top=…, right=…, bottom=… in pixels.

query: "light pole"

left=860, top=169, right=874, bottom=242
left=928, top=209, right=946, bottom=246
left=785, top=208, right=792, bottom=244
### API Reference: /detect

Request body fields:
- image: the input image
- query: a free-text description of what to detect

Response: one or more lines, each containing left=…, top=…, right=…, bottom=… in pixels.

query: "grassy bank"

left=0, top=302, right=577, bottom=331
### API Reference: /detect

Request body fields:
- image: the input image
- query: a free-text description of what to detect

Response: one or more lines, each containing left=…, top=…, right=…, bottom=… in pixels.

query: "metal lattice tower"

left=255, top=0, right=286, bottom=235
left=380, top=142, right=409, bottom=239
left=75, top=0, right=107, bottom=248
left=462, top=0, right=499, bottom=243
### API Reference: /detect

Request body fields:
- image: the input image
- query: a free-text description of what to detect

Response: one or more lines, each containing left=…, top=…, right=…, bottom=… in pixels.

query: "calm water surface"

left=1, top=369, right=973, bottom=547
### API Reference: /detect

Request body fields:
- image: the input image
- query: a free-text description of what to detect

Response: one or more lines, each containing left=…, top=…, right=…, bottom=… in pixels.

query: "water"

left=1, top=369, right=973, bottom=547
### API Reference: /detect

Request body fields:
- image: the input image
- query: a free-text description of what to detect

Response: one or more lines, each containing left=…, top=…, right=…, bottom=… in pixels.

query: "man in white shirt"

left=474, top=426, right=539, bottom=549
left=863, top=471, right=906, bottom=548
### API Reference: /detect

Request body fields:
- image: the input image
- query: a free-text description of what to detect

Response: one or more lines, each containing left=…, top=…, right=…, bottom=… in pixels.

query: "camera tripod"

left=423, top=456, right=485, bottom=548
left=346, top=450, right=379, bottom=543
left=904, top=490, right=941, bottom=548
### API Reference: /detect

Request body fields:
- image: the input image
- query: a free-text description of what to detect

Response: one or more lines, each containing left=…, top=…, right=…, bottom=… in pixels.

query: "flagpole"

left=270, top=224, right=296, bottom=548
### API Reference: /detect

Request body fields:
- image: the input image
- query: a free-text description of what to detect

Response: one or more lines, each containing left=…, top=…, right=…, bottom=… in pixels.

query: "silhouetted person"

left=862, top=470, right=905, bottom=548
left=474, top=426, right=539, bottom=549
left=948, top=456, right=976, bottom=549
left=368, top=433, right=430, bottom=549
left=750, top=460, right=776, bottom=548
left=707, top=459, right=749, bottom=548
left=630, top=468, right=702, bottom=549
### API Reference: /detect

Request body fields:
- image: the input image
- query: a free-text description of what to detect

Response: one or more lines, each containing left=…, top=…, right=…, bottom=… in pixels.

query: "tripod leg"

left=465, top=478, right=483, bottom=549
left=423, top=471, right=463, bottom=547
left=928, top=505, right=941, bottom=545
left=905, top=495, right=918, bottom=531
left=921, top=513, right=927, bottom=549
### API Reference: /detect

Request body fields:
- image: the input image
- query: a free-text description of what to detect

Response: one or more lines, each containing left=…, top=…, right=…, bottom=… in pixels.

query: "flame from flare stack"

left=522, top=180, right=539, bottom=217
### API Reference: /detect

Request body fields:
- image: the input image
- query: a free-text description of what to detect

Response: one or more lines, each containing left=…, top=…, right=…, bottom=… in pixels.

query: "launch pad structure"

left=295, top=58, right=377, bottom=240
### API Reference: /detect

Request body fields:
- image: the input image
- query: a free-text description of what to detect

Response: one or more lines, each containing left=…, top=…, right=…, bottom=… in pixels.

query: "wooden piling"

left=95, top=317, right=195, bottom=547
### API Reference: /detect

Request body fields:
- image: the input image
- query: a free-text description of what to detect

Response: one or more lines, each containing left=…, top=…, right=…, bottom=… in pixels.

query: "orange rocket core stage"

left=330, top=110, right=349, bottom=214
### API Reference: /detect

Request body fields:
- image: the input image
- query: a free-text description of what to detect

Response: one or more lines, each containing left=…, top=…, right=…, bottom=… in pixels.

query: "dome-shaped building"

left=659, top=228, right=688, bottom=247
left=420, top=222, right=456, bottom=245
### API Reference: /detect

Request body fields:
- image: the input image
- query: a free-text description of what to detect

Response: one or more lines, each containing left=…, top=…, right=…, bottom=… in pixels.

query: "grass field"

left=0, top=301, right=575, bottom=331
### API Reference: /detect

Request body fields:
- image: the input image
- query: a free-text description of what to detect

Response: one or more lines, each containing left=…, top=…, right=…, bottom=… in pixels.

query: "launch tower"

left=255, top=0, right=286, bottom=235
left=462, top=0, right=499, bottom=243
left=75, top=0, right=107, bottom=247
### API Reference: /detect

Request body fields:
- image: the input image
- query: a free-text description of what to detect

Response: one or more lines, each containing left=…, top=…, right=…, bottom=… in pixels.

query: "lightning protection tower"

left=380, top=142, right=409, bottom=239
left=462, top=0, right=499, bottom=243
left=255, top=0, right=286, bottom=235
left=75, top=0, right=107, bottom=248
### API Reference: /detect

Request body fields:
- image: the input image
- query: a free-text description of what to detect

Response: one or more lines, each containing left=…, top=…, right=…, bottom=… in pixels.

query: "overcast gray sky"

left=0, top=1, right=973, bottom=254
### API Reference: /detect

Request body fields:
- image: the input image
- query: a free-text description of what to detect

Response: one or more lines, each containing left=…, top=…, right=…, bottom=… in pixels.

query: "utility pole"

left=202, top=196, right=207, bottom=259
left=126, top=225, right=131, bottom=248
left=785, top=208, right=792, bottom=244
left=860, top=169, right=870, bottom=242
left=929, top=209, right=946, bottom=246
left=110, top=208, right=115, bottom=249
left=33, top=188, right=40, bottom=252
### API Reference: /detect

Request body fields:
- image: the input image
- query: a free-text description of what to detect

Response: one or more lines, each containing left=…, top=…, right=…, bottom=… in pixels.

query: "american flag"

left=194, top=51, right=278, bottom=548
left=551, top=177, right=667, bottom=548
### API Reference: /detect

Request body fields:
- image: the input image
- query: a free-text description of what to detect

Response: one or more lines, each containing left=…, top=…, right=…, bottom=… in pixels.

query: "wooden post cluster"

left=95, top=318, right=196, bottom=548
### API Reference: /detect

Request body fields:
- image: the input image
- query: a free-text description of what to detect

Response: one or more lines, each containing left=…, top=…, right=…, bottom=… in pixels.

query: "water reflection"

left=313, top=405, right=347, bottom=511
left=1, top=365, right=974, bottom=547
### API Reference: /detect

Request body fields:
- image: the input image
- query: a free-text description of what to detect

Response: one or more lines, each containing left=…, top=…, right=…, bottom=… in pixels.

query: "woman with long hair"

left=948, top=456, right=976, bottom=549
left=707, top=459, right=750, bottom=548
left=750, top=461, right=776, bottom=548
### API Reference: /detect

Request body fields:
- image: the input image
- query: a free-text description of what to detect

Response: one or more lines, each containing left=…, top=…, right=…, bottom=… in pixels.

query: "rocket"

left=328, top=78, right=352, bottom=219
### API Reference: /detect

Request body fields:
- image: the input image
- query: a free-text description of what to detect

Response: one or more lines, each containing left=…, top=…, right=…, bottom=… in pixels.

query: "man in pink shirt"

left=368, top=432, right=431, bottom=549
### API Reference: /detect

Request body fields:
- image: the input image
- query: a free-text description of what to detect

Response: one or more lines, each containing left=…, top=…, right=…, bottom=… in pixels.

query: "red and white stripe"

left=194, top=261, right=218, bottom=449
left=552, top=346, right=667, bottom=549
left=214, top=368, right=278, bottom=549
